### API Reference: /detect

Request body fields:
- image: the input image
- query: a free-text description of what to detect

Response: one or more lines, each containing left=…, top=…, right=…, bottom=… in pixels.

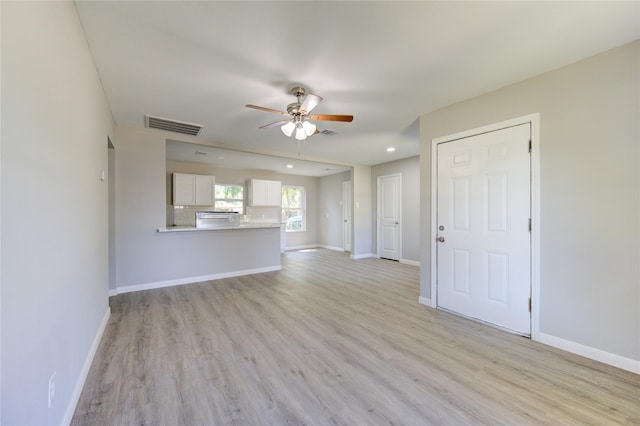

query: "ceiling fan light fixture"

left=295, top=126, right=307, bottom=141
left=281, top=121, right=295, bottom=137
left=302, top=121, right=316, bottom=136
left=247, top=85, right=353, bottom=143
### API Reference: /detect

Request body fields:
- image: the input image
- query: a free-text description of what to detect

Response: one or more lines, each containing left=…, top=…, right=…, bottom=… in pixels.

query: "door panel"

left=453, top=249, right=470, bottom=294
left=437, top=124, right=531, bottom=335
left=452, top=177, right=470, bottom=231
left=378, top=174, right=401, bottom=260
left=343, top=181, right=352, bottom=252
left=487, top=252, right=508, bottom=303
left=381, top=225, right=397, bottom=251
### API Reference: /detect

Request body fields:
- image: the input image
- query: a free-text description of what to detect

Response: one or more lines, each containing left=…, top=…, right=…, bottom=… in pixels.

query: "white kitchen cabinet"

left=248, top=179, right=281, bottom=206
left=173, top=173, right=214, bottom=206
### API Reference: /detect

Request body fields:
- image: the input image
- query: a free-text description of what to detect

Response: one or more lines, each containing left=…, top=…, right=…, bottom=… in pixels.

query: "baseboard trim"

left=116, top=265, right=282, bottom=294
left=285, top=244, right=319, bottom=251
left=538, top=333, right=640, bottom=374
left=63, top=306, right=111, bottom=425
left=316, top=244, right=345, bottom=252
left=418, top=296, right=433, bottom=307
left=350, top=253, right=374, bottom=260
left=400, top=259, right=420, bottom=267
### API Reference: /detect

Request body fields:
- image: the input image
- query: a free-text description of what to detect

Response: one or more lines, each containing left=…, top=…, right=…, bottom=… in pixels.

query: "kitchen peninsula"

left=117, top=174, right=284, bottom=296
left=115, top=224, right=283, bottom=295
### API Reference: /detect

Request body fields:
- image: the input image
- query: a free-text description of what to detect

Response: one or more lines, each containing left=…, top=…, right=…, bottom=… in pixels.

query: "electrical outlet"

left=48, top=372, right=56, bottom=408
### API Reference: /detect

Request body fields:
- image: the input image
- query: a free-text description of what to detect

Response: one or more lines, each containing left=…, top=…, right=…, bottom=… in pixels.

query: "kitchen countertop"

left=157, top=223, right=283, bottom=233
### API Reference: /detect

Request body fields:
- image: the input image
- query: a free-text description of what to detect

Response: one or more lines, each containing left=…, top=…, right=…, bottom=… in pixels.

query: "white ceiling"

left=166, top=140, right=351, bottom=177
left=75, top=1, right=638, bottom=174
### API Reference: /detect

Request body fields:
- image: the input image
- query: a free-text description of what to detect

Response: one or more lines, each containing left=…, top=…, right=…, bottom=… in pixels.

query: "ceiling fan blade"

left=259, top=119, right=290, bottom=129
left=309, top=114, right=354, bottom=122
left=299, top=93, right=323, bottom=115
left=245, top=104, right=288, bottom=116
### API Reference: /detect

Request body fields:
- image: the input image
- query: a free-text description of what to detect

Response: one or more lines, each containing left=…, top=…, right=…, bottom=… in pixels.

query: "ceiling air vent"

left=144, top=114, right=204, bottom=136
left=319, top=129, right=338, bottom=136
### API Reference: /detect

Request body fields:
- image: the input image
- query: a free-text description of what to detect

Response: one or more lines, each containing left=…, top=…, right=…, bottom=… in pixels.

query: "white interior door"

left=436, top=124, right=531, bottom=335
left=378, top=174, right=401, bottom=261
left=342, top=181, right=352, bottom=252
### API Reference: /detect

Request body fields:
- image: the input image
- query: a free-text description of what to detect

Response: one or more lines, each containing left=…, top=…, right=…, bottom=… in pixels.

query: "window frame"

left=282, top=185, right=306, bottom=232
left=214, top=183, right=244, bottom=214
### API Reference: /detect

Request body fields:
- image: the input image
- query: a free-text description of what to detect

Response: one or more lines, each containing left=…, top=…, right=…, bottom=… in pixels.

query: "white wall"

left=371, top=156, right=420, bottom=264
left=352, top=165, right=373, bottom=258
left=420, top=41, right=639, bottom=365
left=1, top=2, right=115, bottom=424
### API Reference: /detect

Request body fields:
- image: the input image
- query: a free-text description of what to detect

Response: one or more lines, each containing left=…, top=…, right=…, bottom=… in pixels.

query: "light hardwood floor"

left=73, top=249, right=639, bottom=425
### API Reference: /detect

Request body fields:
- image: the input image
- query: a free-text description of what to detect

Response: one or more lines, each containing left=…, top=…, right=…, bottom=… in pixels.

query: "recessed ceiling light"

left=386, top=147, right=396, bottom=152
left=286, top=164, right=294, bottom=169
left=218, top=156, right=225, bottom=160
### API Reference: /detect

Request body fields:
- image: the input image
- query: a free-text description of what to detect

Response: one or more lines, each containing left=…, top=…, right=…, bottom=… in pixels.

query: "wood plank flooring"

left=72, top=248, right=639, bottom=425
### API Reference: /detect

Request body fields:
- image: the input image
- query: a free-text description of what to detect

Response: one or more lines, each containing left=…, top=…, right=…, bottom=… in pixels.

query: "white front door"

left=436, top=124, right=531, bottom=335
left=378, top=174, right=401, bottom=261
left=343, top=181, right=352, bottom=252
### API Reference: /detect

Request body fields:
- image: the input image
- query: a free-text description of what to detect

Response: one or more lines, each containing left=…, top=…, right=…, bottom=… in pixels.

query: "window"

left=214, top=184, right=244, bottom=214
left=282, top=185, right=305, bottom=232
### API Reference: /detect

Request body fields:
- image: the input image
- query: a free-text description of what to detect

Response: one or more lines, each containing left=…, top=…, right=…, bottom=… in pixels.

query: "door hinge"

left=528, top=139, right=532, bottom=153
left=528, top=218, right=532, bottom=232
left=528, top=297, right=532, bottom=312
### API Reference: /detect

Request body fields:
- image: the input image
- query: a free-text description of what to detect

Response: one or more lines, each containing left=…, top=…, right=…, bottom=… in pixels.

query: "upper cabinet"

left=248, top=179, right=281, bottom=206
left=173, top=173, right=215, bottom=206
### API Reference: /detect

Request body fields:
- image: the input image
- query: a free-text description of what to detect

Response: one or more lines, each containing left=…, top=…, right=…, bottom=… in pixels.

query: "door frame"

left=107, top=137, right=117, bottom=296
left=429, top=113, right=541, bottom=340
left=377, top=173, right=402, bottom=260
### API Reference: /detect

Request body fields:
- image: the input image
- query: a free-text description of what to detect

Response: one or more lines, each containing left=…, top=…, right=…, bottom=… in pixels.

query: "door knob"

left=436, top=236, right=445, bottom=243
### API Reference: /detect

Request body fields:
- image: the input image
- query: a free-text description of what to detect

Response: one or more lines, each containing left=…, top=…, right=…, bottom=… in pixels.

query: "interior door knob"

left=436, top=236, right=445, bottom=243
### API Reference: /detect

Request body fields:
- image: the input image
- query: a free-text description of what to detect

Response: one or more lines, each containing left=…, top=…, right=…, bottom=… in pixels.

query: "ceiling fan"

left=245, top=86, right=353, bottom=141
